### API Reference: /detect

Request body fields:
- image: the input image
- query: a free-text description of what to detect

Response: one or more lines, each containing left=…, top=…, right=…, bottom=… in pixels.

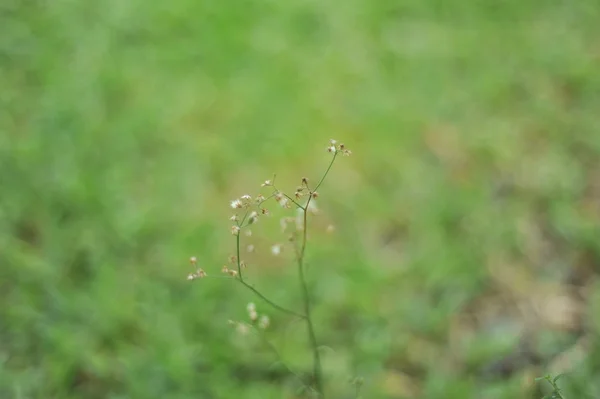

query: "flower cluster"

left=327, top=139, right=352, bottom=156
left=187, top=257, right=207, bottom=280
left=227, top=303, right=270, bottom=336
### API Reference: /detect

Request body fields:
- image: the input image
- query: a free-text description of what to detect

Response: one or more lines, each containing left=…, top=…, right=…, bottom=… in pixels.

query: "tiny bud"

left=343, top=149, right=352, bottom=156
left=329, top=139, right=337, bottom=145
left=249, top=310, right=258, bottom=321
left=240, top=260, right=247, bottom=269
left=231, top=225, right=241, bottom=235
left=197, top=269, right=207, bottom=278
left=248, top=211, right=259, bottom=224
left=339, top=143, right=345, bottom=150
left=222, top=265, right=229, bottom=273
left=261, top=180, right=272, bottom=187
left=301, top=177, right=309, bottom=185
left=187, top=273, right=195, bottom=280
left=247, top=302, right=256, bottom=313
left=189, top=256, right=197, bottom=265
left=261, top=208, right=270, bottom=216
left=228, top=255, right=237, bottom=263
left=229, top=214, right=239, bottom=222
left=295, top=191, right=303, bottom=199
left=258, top=315, right=270, bottom=329
left=311, top=191, right=319, bottom=199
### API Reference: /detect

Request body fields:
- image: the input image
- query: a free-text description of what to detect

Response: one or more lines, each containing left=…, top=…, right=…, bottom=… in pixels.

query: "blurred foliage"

left=2, top=0, right=600, bottom=398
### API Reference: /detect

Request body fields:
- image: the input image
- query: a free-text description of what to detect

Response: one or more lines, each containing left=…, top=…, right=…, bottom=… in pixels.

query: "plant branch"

left=313, top=152, right=338, bottom=192
left=237, top=278, right=305, bottom=319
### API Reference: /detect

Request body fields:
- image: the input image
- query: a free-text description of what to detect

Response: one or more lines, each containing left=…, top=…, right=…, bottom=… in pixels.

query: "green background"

left=2, top=0, right=600, bottom=397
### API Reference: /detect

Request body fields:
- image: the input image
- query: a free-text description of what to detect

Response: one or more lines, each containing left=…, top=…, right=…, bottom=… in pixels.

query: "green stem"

left=237, top=278, right=305, bottom=319
left=298, top=200, right=324, bottom=397
left=313, top=151, right=338, bottom=192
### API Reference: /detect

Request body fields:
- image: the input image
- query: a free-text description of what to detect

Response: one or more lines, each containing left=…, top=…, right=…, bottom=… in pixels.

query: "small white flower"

left=327, top=145, right=337, bottom=153
left=261, top=180, right=272, bottom=187
left=231, top=225, right=241, bottom=235
left=245, top=229, right=252, bottom=237
left=229, top=214, right=239, bottom=221
left=240, top=194, right=252, bottom=201
left=271, top=244, right=282, bottom=256
left=189, top=256, right=197, bottom=264
left=230, top=199, right=242, bottom=209
left=247, top=302, right=256, bottom=313
left=247, top=244, right=255, bottom=253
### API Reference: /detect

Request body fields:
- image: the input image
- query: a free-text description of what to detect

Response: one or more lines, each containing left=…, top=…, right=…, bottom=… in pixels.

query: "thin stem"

left=313, top=152, right=338, bottom=192
left=236, top=233, right=243, bottom=279
left=273, top=187, right=305, bottom=210
left=237, top=278, right=305, bottom=319
left=297, top=201, right=324, bottom=397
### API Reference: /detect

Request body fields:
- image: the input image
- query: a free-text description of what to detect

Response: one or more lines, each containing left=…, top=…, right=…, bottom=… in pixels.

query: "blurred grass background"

left=2, top=0, right=600, bottom=398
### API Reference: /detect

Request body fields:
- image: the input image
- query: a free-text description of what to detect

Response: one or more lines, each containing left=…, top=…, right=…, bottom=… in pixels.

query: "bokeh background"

left=2, top=0, right=600, bottom=398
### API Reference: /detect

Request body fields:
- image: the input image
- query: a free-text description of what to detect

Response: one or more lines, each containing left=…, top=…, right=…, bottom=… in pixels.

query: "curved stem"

left=313, top=152, right=338, bottom=192
left=237, top=278, right=305, bottom=319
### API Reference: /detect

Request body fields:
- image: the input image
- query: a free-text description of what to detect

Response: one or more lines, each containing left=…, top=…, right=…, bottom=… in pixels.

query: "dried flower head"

left=187, top=268, right=207, bottom=280
left=255, top=194, right=266, bottom=203
left=228, top=255, right=237, bottom=263
left=231, top=225, right=241, bottom=235
left=311, top=191, right=319, bottom=199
